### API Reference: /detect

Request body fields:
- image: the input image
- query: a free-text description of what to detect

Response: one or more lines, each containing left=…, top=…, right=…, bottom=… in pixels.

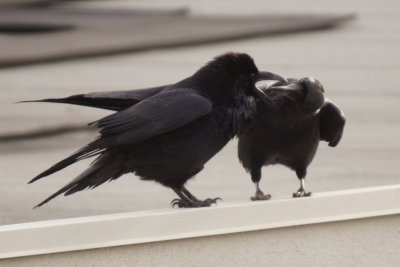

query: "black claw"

left=203, top=197, right=222, bottom=205
left=171, top=198, right=195, bottom=208
left=170, top=197, right=221, bottom=208
left=292, top=190, right=312, bottom=198
left=211, top=197, right=222, bottom=204
left=171, top=198, right=181, bottom=205
left=251, top=190, right=271, bottom=201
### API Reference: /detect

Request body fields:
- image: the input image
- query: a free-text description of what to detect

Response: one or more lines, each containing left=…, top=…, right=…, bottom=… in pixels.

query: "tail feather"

left=29, top=150, right=89, bottom=184
left=33, top=166, right=99, bottom=208
left=18, top=85, right=168, bottom=111
left=19, top=95, right=137, bottom=111
left=34, top=183, right=76, bottom=208
left=29, top=136, right=108, bottom=184
left=34, top=152, right=125, bottom=207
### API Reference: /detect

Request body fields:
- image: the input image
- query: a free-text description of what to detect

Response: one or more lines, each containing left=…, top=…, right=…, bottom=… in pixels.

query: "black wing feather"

left=34, top=152, right=125, bottom=208
left=29, top=88, right=212, bottom=183
left=89, top=89, right=212, bottom=147
left=20, top=85, right=168, bottom=111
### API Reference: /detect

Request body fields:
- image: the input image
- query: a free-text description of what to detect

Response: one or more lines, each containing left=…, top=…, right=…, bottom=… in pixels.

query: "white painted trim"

left=1, top=185, right=400, bottom=259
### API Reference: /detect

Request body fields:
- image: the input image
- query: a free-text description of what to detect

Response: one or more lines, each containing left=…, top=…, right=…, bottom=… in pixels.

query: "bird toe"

left=251, top=191, right=272, bottom=201
left=292, top=190, right=312, bottom=198
left=203, top=197, right=222, bottom=205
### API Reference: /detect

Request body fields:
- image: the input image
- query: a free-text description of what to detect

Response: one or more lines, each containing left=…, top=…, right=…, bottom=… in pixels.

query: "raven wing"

left=319, top=99, right=346, bottom=147
left=29, top=88, right=212, bottom=183
left=21, top=85, right=169, bottom=111
left=89, top=88, right=212, bottom=148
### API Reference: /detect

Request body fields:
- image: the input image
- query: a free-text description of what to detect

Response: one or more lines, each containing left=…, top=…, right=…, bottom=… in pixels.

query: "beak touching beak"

left=253, top=71, right=288, bottom=105
left=256, top=71, right=288, bottom=84
left=267, top=83, right=303, bottom=102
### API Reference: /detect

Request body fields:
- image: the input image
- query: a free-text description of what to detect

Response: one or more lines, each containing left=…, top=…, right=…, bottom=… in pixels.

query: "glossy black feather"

left=20, top=85, right=167, bottom=111
left=29, top=52, right=275, bottom=207
left=29, top=88, right=212, bottom=184
left=34, top=151, right=124, bottom=207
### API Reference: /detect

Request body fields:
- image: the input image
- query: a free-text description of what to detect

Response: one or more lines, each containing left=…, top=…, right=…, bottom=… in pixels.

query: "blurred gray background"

left=1, top=0, right=399, bottom=225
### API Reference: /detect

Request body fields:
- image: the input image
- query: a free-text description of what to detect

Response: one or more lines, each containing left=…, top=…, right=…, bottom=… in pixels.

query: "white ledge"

left=1, top=184, right=400, bottom=259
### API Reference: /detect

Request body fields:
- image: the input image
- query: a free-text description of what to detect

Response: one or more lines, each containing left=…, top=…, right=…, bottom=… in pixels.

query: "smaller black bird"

left=238, top=77, right=345, bottom=200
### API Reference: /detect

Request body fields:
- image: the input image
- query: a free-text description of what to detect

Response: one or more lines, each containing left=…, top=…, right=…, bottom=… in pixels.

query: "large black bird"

left=238, top=77, right=345, bottom=200
left=25, top=52, right=287, bottom=208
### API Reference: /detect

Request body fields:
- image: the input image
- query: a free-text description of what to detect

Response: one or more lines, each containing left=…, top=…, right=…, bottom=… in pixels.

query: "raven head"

left=300, top=77, right=325, bottom=110
left=196, top=52, right=287, bottom=105
left=265, top=77, right=325, bottom=111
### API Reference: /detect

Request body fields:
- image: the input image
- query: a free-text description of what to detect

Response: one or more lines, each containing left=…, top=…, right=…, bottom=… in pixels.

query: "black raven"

left=238, top=77, right=345, bottom=200
left=25, top=52, right=287, bottom=208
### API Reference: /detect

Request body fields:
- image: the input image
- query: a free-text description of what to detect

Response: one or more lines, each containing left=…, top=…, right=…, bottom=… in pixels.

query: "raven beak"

left=253, top=71, right=287, bottom=105
left=253, top=82, right=278, bottom=105
left=256, top=71, right=288, bottom=84
left=270, top=84, right=302, bottom=91
left=267, top=84, right=303, bottom=102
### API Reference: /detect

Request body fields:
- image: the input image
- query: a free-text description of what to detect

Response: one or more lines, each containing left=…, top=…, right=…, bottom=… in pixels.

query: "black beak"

left=267, top=84, right=304, bottom=102
left=256, top=71, right=288, bottom=84
left=253, top=71, right=288, bottom=105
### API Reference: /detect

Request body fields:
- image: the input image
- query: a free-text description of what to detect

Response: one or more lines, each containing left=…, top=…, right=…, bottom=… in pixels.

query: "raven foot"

left=171, top=197, right=221, bottom=208
left=292, top=189, right=312, bottom=198
left=251, top=189, right=271, bottom=201
left=293, top=178, right=312, bottom=198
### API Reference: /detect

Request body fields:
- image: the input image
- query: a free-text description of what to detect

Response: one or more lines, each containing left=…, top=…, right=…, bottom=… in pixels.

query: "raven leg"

left=251, top=182, right=271, bottom=201
left=250, top=167, right=271, bottom=201
left=293, top=169, right=312, bottom=198
left=171, top=186, right=221, bottom=208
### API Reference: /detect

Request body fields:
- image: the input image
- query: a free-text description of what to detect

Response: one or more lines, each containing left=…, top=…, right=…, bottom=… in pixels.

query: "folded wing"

left=29, top=88, right=212, bottom=183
